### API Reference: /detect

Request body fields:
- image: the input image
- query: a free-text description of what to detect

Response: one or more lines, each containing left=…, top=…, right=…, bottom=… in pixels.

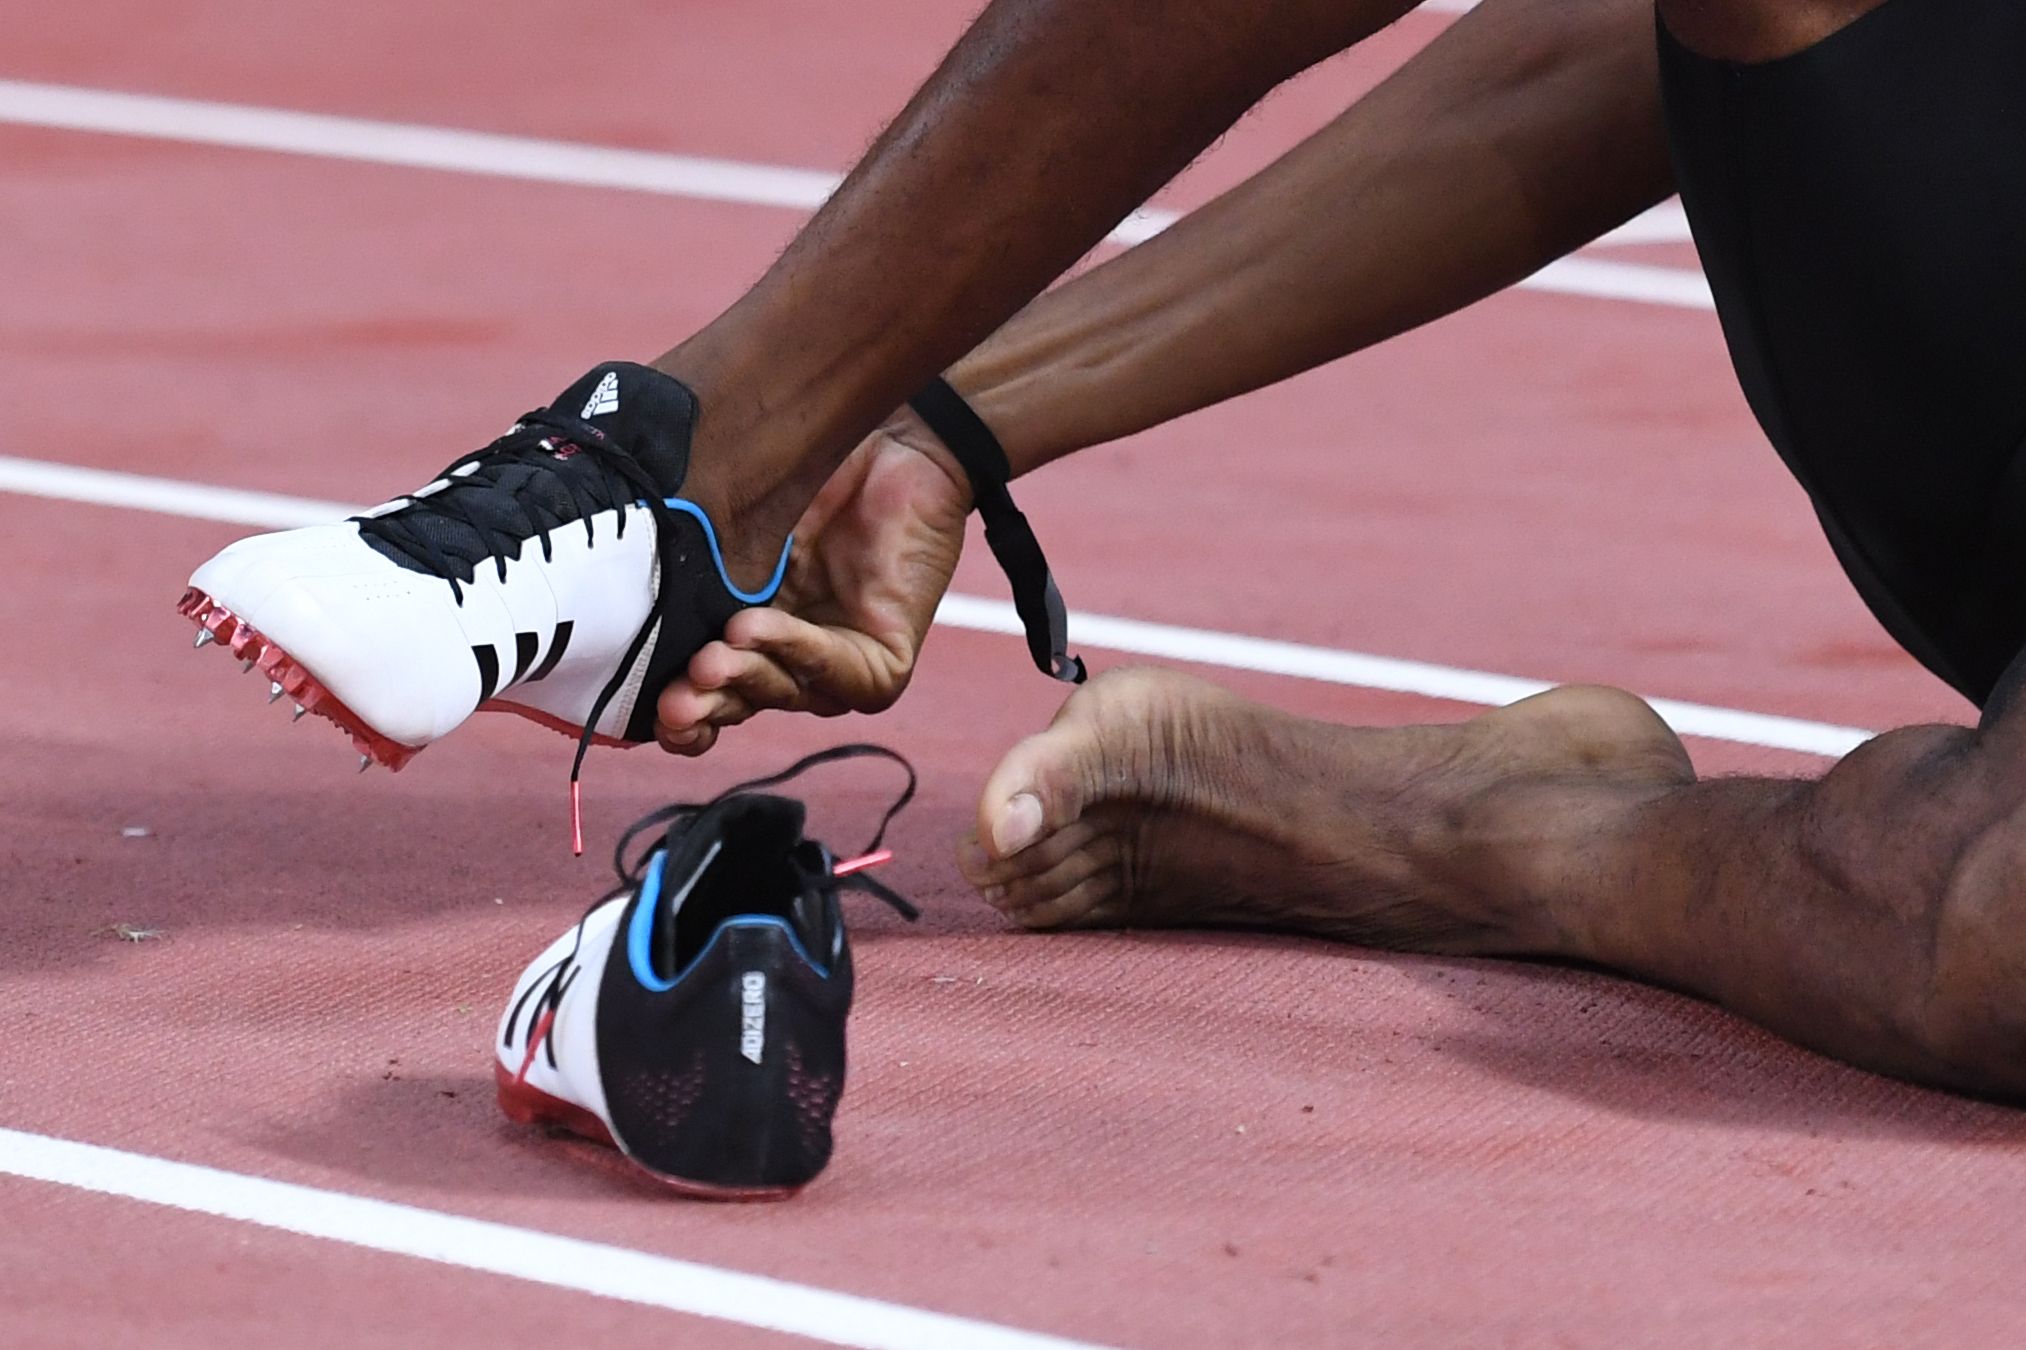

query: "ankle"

left=1447, top=773, right=1675, bottom=961
left=649, top=355, right=850, bottom=594
left=674, top=469, right=800, bottom=594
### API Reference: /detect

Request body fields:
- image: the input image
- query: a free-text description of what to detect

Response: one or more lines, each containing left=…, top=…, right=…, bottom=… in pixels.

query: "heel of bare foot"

left=1472, top=684, right=1694, bottom=787
left=954, top=668, right=1695, bottom=951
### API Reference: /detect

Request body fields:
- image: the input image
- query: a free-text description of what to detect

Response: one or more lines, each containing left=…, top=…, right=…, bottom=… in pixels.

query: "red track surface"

left=1, top=2, right=2018, bottom=1346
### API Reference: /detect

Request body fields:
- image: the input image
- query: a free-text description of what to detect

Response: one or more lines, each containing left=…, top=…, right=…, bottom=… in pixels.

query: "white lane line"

left=1518, top=254, right=1711, bottom=310
left=1596, top=199, right=1692, bottom=248
left=940, top=598, right=1864, bottom=757
left=0, top=1126, right=1111, bottom=1350
left=0, top=77, right=1709, bottom=310
left=0, top=452, right=357, bottom=529
left=0, top=454, right=1870, bottom=756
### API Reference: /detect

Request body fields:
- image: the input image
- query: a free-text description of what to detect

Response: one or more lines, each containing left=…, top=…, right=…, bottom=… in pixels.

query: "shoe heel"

left=604, top=923, right=845, bottom=1194
left=493, top=1060, right=618, bottom=1147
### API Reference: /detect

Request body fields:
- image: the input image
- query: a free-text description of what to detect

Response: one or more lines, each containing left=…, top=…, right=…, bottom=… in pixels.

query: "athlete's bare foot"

left=955, top=667, right=1694, bottom=956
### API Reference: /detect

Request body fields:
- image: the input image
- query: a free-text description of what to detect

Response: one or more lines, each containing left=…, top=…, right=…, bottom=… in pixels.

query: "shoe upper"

left=495, top=747, right=918, bottom=1192
left=187, top=362, right=786, bottom=751
left=594, top=794, right=855, bottom=1188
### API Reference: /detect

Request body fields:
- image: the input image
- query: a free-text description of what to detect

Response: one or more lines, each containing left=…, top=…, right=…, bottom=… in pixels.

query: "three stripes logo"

left=580, top=370, right=621, bottom=418
left=471, top=621, right=574, bottom=705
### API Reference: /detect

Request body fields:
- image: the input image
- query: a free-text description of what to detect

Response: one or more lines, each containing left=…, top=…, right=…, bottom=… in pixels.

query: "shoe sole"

left=492, top=1062, right=800, bottom=1202
left=178, top=587, right=637, bottom=769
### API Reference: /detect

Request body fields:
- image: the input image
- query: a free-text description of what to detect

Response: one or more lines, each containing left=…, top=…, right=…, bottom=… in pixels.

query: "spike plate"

left=177, top=586, right=423, bottom=771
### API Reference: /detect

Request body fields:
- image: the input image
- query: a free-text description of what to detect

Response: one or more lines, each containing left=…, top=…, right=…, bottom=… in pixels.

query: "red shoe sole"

left=492, top=1062, right=799, bottom=1202
left=178, top=588, right=640, bottom=767
left=178, top=587, right=424, bottom=770
left=479, top=698, right=635, bottom=752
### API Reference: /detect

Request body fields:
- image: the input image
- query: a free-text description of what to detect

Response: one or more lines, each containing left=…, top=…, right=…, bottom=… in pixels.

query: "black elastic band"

left=908, top=377, right=1085, bottom=684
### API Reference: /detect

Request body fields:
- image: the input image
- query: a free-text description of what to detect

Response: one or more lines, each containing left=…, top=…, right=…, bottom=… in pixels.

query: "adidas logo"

left=580, top=371, right=620, bottom=418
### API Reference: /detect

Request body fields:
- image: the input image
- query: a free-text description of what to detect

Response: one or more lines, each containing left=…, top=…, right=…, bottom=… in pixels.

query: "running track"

left=1, top=2, right=2019, bottom=1346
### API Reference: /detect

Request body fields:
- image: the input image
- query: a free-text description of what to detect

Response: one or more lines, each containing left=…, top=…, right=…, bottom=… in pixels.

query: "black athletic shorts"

left=1658, top=0, right=2026, bottom=711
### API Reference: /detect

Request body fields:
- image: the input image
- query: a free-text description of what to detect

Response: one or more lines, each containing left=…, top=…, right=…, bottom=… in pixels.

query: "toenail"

left=981, top=885, right=1007, bottom=906
left=994, top=793, right=1044, bottom=855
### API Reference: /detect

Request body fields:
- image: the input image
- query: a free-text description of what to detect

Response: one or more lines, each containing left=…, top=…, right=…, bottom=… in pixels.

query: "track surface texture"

left=2, top=1, right=2019, bottom=1347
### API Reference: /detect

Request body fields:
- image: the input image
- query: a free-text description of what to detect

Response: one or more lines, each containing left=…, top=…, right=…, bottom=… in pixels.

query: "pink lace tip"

left=570, top=781, right=584, bottom=856
left=832, top=848, right=893, bottom=877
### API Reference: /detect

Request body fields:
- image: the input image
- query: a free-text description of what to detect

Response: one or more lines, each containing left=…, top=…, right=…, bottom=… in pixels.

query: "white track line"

left=1596, top=199, right=1691, bottom=247
left=0, top=454, right=1871, bottom=756
left=0, top=1127, right=1110, bottom=1350
left=0, top=77, right=1709, bottom=310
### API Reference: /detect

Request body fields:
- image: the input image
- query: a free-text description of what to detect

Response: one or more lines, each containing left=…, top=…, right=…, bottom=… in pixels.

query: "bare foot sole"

left=955, top=667, right=1695, bottom=955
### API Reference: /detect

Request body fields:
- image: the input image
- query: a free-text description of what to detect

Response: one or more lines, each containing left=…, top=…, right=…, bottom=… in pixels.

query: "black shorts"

left=1658, top=0, right=2026, bottom=711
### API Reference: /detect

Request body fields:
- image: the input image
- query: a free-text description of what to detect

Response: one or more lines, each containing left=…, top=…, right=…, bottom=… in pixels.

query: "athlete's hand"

left=654, top=408, right=970, bottom=756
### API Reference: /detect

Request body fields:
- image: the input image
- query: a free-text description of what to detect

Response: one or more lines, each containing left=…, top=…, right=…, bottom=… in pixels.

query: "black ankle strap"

left=908, top=377, right=1085, bottom=684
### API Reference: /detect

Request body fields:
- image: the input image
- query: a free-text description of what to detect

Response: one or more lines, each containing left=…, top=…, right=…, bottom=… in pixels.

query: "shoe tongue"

left=656, top=795, right=811, bottom=977
left=549, top=361, right=697, bottom=495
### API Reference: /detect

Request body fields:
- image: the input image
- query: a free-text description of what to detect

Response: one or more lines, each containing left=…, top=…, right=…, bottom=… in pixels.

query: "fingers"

left=689, top=637, right=802, bottom=714
left=655, top=608, right=916, bottom=756
left=655, top=721, right=718, bottom=758
left=652, top=644, right=760, bottom=758
left=722, top=607, right=852, bottom=702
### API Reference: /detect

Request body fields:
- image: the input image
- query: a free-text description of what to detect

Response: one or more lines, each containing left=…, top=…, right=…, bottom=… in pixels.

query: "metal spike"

left=358, top=755, right=373, bottom=773
left=292, top=704, right=307, bottom=723
left=268, top=682, right=285, bottom=704
left=241, top=659, right=256, bottom=674
left=193, top=628, right=214, bottom=649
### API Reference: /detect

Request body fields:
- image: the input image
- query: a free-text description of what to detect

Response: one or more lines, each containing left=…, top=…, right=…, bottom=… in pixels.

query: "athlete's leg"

left=1658, top=0, right=1890, bottom=62
left=961, top=668, right=2026, bottom=1099
left=652, top=0, right=1422, bottom=585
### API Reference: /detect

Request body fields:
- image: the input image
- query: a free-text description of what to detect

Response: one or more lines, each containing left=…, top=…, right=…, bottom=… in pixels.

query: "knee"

left=1923, top=805, right=2026, bottom=1096
left=1801, top=724, right=2026, bottom=1095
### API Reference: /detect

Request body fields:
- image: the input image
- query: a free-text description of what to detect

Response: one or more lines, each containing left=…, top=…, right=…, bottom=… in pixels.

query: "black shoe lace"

left=355, top=408, right=661, bottom=602
left=353, top=408, right=702, bottom=853
left=506, top=745, right=920, bottom=1067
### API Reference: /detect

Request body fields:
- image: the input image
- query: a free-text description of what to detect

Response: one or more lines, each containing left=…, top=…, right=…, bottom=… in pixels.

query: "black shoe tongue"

left=356, top=361, right=700, bottom=582
left=658, top=795, right=810, bottom=977
left=549, top=361, right=697, bottom=495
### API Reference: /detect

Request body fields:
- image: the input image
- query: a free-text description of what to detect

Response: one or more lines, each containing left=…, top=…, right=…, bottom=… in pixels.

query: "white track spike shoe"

left=495, top=746, right=919, bottom=1199
left=178, top=362, right=787, bottom=836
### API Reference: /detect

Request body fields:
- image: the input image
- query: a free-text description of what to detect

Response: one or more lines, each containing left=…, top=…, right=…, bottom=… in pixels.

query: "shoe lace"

left=355, top=408, right=661, bottom=602
left=353, top=408, right=703, bottom=854
left=507, top=745, right=920, bottom=1073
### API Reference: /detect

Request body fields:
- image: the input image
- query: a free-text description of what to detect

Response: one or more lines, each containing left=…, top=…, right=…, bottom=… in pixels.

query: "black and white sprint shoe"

left=495, top=746, right=919, bottom=1199
left=178, top=362, right=788, bottom=844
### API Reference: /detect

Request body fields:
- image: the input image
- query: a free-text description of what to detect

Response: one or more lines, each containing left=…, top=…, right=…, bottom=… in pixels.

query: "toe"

left=957, top=819, right=1102, bottom=889
left=1002, top=871, right=1127, bottom=930
left=994, top=832, right=1119, bottom=914
left=977, top=718, right=1102, bottom=860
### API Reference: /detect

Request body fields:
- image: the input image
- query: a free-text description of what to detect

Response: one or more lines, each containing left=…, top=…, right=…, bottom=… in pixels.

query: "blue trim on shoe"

left=627, top=850, right=674, bottom=990
left=657, top=497, right=791, bottom=605
left=627, top=848, right=828, bottom=991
